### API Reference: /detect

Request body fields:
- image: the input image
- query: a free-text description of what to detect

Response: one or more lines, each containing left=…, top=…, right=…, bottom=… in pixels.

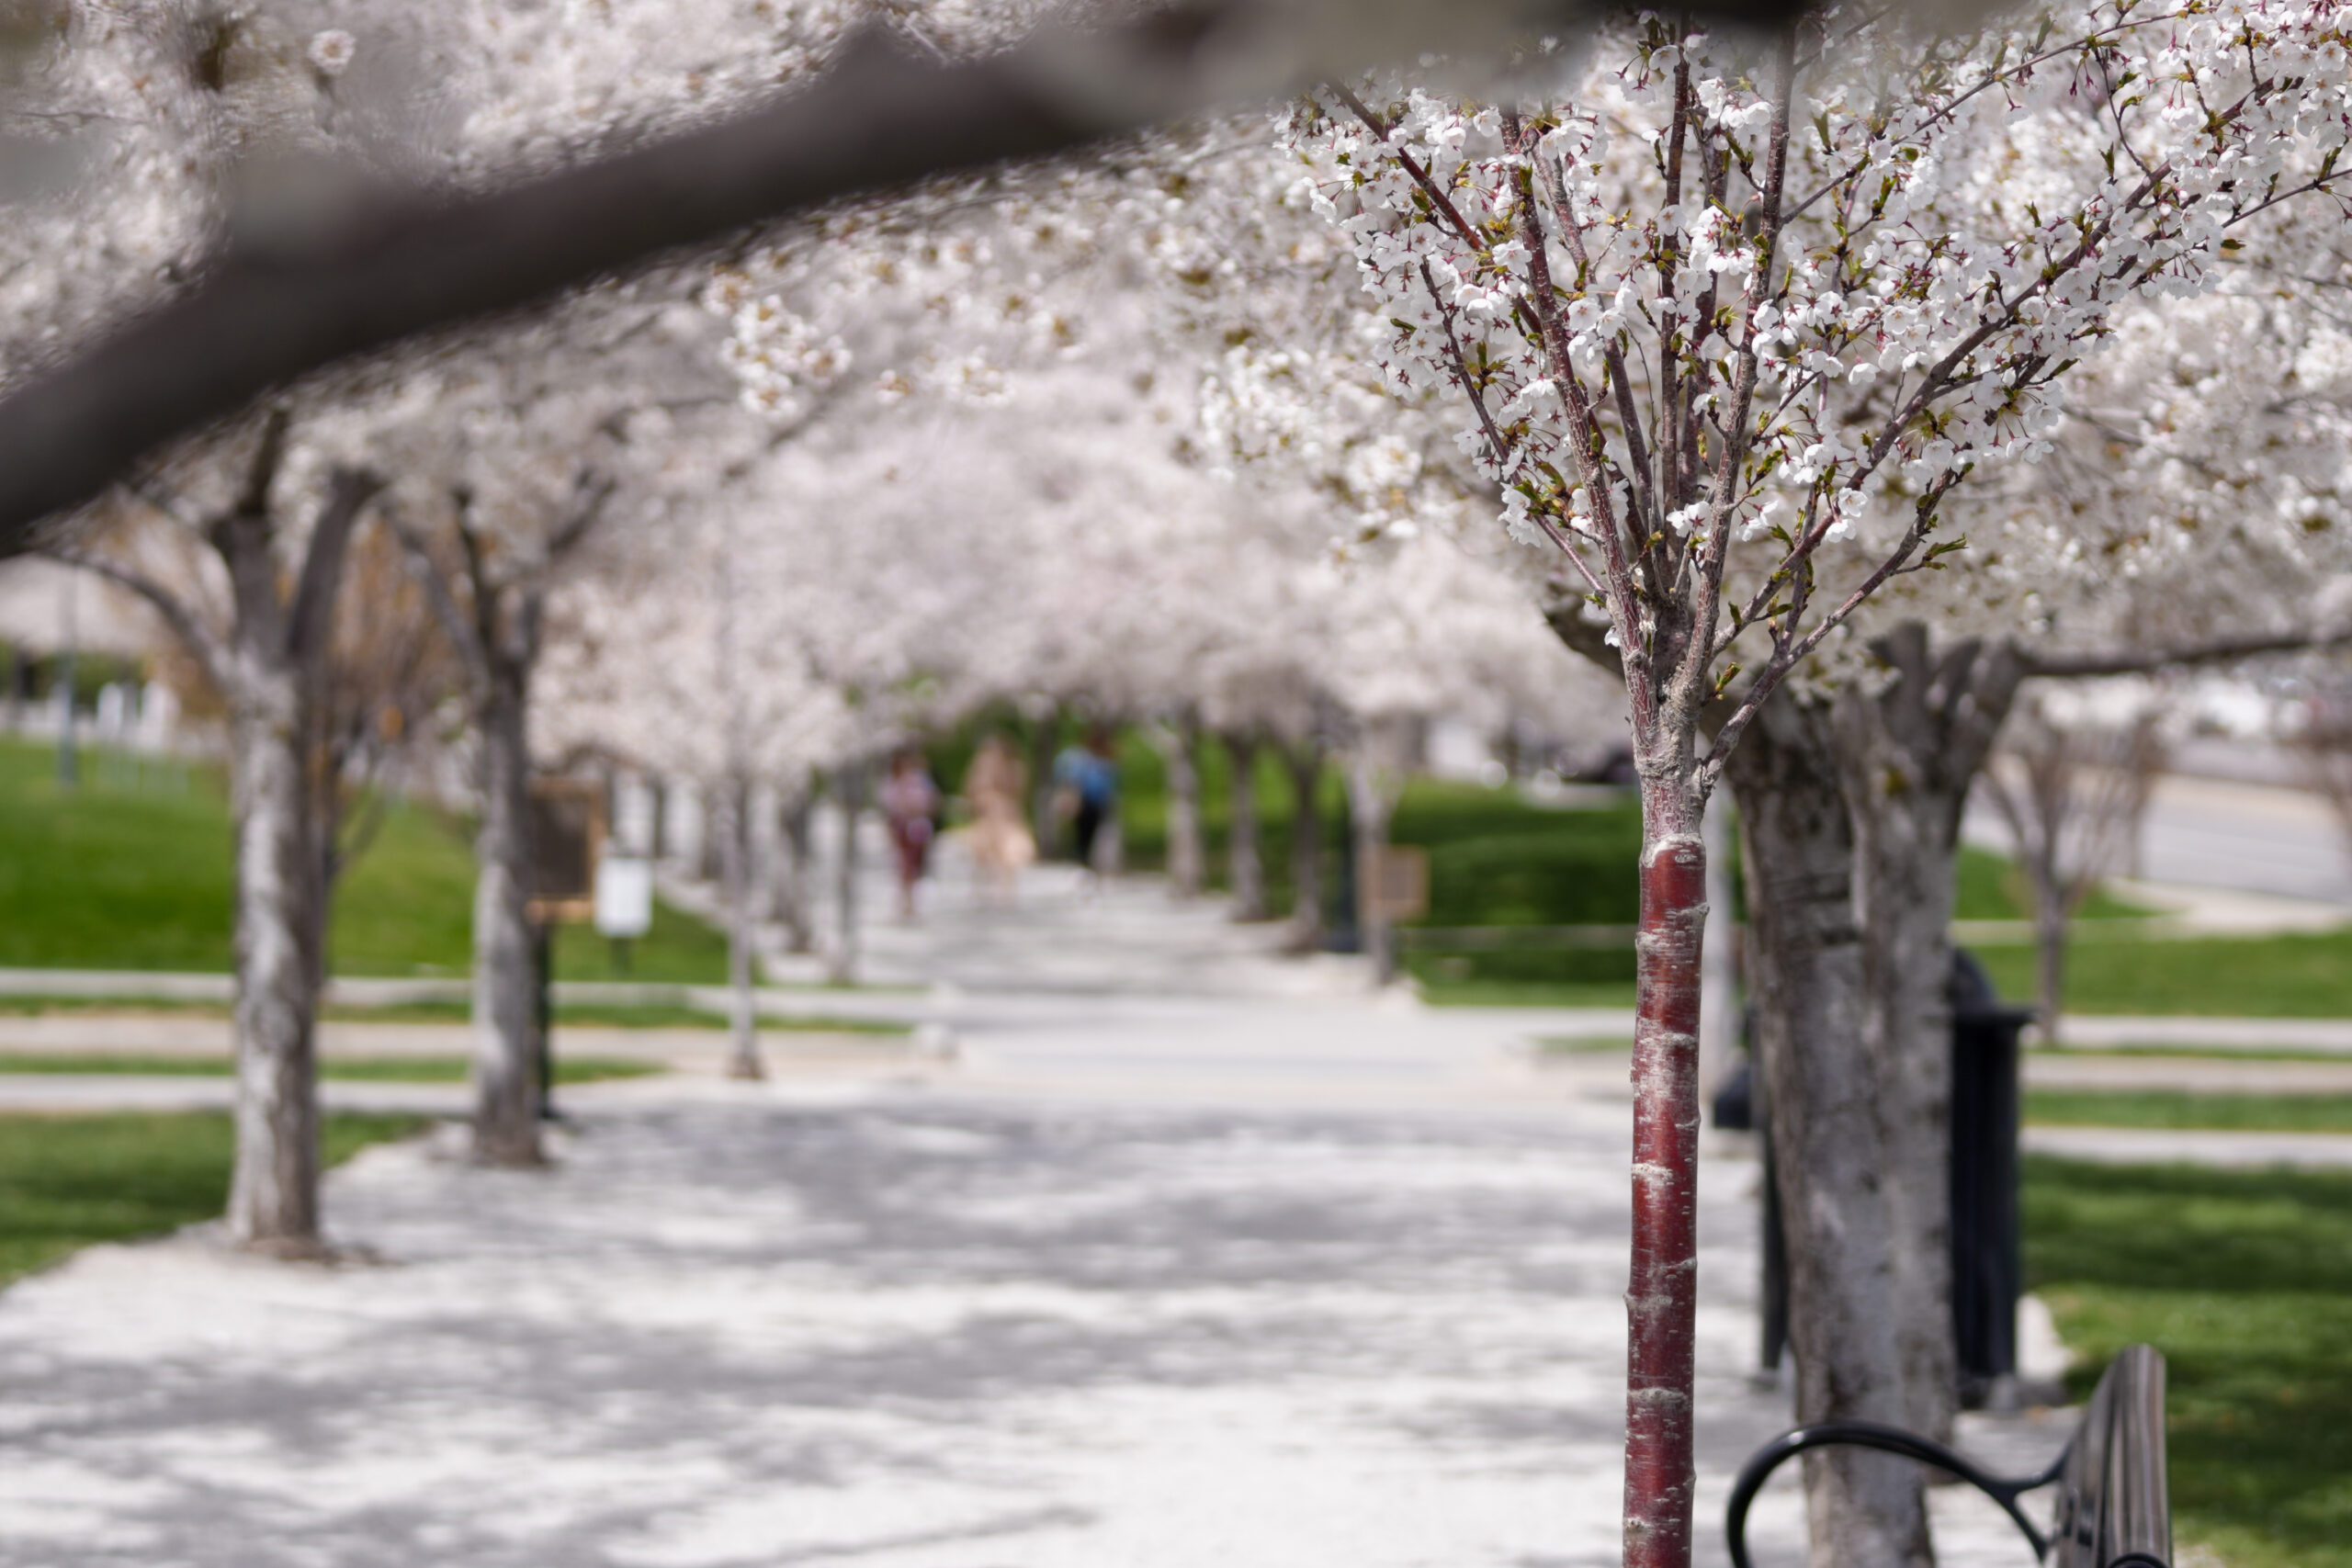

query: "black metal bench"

left=1725, top=1344, right=2170, bottom=1568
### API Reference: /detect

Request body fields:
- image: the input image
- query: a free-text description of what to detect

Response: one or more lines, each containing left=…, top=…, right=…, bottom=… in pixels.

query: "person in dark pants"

left=1054, top=727, right=1121, bottom=880
left=880, top=750, right=940, bottom=919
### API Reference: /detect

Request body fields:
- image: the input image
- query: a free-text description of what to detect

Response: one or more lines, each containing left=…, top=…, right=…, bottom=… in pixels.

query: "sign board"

left=594, top=856, right=654, bottom=940
left=526, top=777, right=606, bottom=924
left=1367, top=844, right=1430, bottom=922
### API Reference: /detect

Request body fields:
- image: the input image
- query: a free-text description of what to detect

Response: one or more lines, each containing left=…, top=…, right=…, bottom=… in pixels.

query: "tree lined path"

left=0, top=852, right=2060, bottom=1568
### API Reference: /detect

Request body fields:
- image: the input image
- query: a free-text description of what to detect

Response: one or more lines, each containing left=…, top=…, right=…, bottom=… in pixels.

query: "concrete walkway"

left=0, top=852, right=2071, bottom=1568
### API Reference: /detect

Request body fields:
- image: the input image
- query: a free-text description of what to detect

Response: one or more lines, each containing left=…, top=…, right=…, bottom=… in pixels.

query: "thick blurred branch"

left=0, top=0, right=1824, bottom=558
left=2024, top=621, right=2352, bottom=679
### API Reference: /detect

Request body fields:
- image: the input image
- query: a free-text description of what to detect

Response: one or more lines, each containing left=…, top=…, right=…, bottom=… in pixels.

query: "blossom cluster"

left=1283, top=1, right=2352, bottom=627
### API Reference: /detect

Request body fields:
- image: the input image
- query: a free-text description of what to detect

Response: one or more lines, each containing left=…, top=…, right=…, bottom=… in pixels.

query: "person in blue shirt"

left=1053, top=727, right=1121, bottom=876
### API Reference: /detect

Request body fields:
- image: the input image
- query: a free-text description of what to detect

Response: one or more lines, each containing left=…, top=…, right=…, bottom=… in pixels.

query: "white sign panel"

left=594, top=857, right=654, bottom=939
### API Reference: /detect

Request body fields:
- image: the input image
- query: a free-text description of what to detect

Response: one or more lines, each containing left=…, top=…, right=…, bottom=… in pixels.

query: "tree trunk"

left=775, top=786, right=817, bottom=954
left=213, top=462, right=374, bottom=1254
left=2034, top=898, right=2070, bottom=1046
left=1163, top=711, right=1205, bottom=897
left=696, top=784, right=722, bottom=882
left=1728, top=700, right=1934, bottom=1568
left=1844, top=758, right=1970, bottom=1442
left=1836, top=626, right=2024, bottom=1444
left=1622, top=755, right=1710, bottom=1568
left=1225, top=731, right=1267, bottom=920
left=1028, top=712, right=1060, bottom=849
left=718, top=773, right=763, bottom=1078
left=470, top=659, right=543, bottom=1167
left=1348, top=750, right=1399, bottom=985
left=1283, top=738, right=1325, bottom=951
left=828, top=761, right=865, bottom=987
left=224, top=690, right=325, bottom=1253
left=1698, top=790, right=1738, bottom=1104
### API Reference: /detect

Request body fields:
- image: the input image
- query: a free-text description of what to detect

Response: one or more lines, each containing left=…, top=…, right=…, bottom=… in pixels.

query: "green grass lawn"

left=323, top=998, right=911, bottom=1033
left=0, top=1111, right=426, bottom=1289
left=2034, top=1042, right=2352, bottom=1066
left=2026, top=1089, right=2352, bottom=1134
left=1413, top=974, right=1640, bottom=1008
left=2027, top=1157, right=2352, bottom=1568
left=0, top=739, right=725, bottom=981
left=0, top=995, right=910, bottom=1032
left=1979, top=930, right=2352, bottom=1020
left=0, top=1054, right=661, bottom=1083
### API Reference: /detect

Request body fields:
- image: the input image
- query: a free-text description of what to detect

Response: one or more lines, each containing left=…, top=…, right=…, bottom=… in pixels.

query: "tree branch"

left=383, top=502, right=490, bottom=687
left=2023, top=622, right=2352, bottom=680
left=0, top=0, right=1836, bottom=558
left=1542, top=592, right=1626, bottom=681
left=35, top=544, right=228, bottom=695
left=287, top=468, right=386, bottom=668
left=546, top=471, right=620, bottom=565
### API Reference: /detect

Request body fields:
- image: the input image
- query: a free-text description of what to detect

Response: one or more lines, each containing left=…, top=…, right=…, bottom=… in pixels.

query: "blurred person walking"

left=880, top=750, right=941, bottom=920
left=1054, top=727, right=1122, bottom=882
left=965, top=734, right=1035, bottom=903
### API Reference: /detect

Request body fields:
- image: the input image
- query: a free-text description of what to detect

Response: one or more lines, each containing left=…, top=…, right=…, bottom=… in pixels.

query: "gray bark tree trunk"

left=774, top=786, right=817, bottom=954
left=1028, top=716, right=1059, bottom=848
left=1698, top=791, right=1738, bottom=1104
left=1224, top=731, right=1267, bottom=920
left=696, top=784, right=723, bottom=882
left=1725, top=698, right=1933, bottom=1568
left=385, top=472, right=612, bottom=1171
left=224, top=687, right=324, bottom=1251
left=1347, top=748, right=1402, bottom=985
left=828, top=761, right=866, bottom=987
left=2034, top=899, right=2069, bottom=1043
left=1283, top=738, right=1325, bottom=951
left=1162, top=710, right=1205, bottom=897
left=209, top=445, right=377, bottom=1253
left=1835, top=625, right=2025, bottom=1442
left=718, top=773, right=763, bottom=1078
left=470, top=657, right=544, bottom=1167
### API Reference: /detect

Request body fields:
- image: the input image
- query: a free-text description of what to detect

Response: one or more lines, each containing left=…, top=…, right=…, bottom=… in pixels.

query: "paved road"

left=1970, top=770, right=2352, bottom=912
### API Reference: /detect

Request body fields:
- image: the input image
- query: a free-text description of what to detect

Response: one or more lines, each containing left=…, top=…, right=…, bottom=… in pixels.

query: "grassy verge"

left=2027, top=1089, right=2352, bottom=1134
left=1410, top=974, right=1639, bottom=1009
left=334, top=999, right=913, bottom=1033
left=0, top=1111, right=426, bottom=1289
left=2032, top=1042, right=2352, bottom=1066
left=2026, top=1156, right=2352, bottom=1568
left=0, top=739, right=725, bottom=981
left=0, top=994, right=911, bottom=1032
left=1979, top=930, right=2352, bottom=1020
left=0, top=1054, right=661, bottom=1083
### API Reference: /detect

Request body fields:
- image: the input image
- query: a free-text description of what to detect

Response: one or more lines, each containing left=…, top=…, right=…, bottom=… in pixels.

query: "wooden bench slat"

left=2052, top=1344, right=2170, bottom=1568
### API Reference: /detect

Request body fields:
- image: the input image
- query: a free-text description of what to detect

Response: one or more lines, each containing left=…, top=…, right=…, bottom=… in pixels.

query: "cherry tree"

left=379, top=299, right=738, bottom=1161
left=18, top=4, right=405, bottom=1253
left=1722, top=259, right=2352, bottom=1496
left=1281, top=8, right=2352, bottom=1562
left=46, top=416, right=383, bottom=1250
left=1980, top=689, right=2170, bottom=1038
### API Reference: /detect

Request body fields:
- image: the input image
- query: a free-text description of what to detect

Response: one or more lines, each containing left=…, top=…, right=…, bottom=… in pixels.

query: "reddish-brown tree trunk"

left=1623, top=780, right=1707, bottom=1568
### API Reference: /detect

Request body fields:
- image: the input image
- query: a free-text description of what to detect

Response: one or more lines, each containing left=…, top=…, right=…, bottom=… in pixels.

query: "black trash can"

left=1950, top=950, right=2033, bottom=1404
left=1731, top=953, right=2032, bottom=1406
